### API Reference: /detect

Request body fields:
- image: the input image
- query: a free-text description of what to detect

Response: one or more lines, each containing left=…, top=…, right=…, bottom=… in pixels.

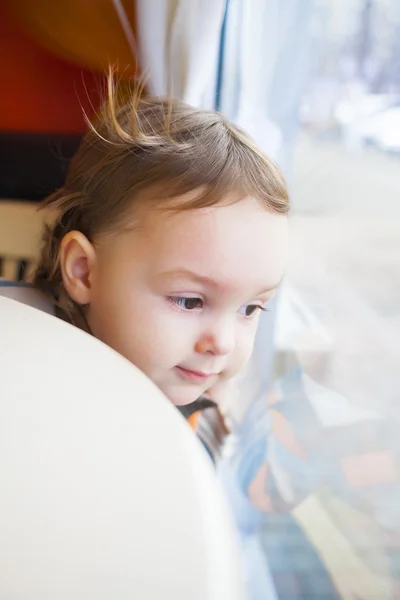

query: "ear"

left=59, top=231, right=97, bottom=306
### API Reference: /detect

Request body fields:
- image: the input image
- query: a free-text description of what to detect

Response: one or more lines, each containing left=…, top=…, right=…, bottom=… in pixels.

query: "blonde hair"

left=34, top=76, right=289, bottom=326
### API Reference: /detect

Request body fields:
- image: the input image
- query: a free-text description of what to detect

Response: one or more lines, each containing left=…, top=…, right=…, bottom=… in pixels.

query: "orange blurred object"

left=5, top=0, right=137, bottom=78
left=188, top=411, right=201, bottom=430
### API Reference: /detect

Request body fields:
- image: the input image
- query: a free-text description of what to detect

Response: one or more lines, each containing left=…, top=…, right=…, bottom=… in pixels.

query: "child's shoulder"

left=0, top=280, right=55, bottom=315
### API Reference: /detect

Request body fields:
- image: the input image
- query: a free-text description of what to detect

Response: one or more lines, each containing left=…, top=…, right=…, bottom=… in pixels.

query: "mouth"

left=174, top=366, right=218, bottom=384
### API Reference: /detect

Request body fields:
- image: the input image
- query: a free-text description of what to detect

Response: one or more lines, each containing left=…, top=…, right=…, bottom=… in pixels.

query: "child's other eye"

left=167, top=296, right=204, bottom=311
left=239, top=304, right=266, bottom=318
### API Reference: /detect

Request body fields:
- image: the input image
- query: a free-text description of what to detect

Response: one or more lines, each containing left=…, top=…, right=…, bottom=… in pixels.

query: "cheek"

left=230, top=325, right=258, bottom=374
left=89, top=281, right=195, bottom=367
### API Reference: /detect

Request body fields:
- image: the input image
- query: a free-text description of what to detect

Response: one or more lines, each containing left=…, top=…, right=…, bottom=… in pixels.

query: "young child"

left=7, top=76, right=289, bottom=410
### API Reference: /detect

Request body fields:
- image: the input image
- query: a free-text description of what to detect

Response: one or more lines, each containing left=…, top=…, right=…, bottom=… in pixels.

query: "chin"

left=164, top=386, right=204, bottom=407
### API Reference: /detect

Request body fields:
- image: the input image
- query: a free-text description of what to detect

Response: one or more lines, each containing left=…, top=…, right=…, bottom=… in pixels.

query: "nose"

left=195, top=318, right=236, bottom=357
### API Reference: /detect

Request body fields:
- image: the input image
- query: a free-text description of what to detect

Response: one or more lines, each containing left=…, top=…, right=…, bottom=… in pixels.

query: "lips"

left=175, top=366, right=217, bottom=383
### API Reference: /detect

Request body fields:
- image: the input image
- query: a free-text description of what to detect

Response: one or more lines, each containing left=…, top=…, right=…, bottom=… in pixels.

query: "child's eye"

left=239, top=304, right=266, bottom=318
left=167, top=296, right=204, bottom=311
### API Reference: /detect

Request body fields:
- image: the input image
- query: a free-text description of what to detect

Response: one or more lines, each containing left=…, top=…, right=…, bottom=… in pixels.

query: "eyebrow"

left=157, top=268, right=280, bottom=295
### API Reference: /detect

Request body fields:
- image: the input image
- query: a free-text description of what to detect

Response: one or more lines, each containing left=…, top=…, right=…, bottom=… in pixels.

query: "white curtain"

left=136, top=0, right=226, bottom=106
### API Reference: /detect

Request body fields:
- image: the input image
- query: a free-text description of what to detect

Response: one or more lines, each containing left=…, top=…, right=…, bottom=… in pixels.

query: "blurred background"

left=0, top=1, right=399, bottom=599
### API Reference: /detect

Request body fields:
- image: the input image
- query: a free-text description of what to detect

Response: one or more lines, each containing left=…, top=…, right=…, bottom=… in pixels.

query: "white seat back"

left=0, top=297, right=245, bottom=600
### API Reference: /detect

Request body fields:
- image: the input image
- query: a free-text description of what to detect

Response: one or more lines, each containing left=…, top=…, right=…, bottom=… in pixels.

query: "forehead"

left=137, top=197, right=287, bottom=292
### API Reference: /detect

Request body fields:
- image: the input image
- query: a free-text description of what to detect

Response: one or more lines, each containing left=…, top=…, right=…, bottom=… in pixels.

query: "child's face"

left=77, top=195, right=287, bottom=405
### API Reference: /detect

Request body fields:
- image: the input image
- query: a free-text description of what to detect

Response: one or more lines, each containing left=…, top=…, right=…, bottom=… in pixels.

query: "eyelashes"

left=239, top=305, right=267, bottom=317
left=166, top=296, right=203, bottom=311
left=166, top=296, right=270, bottom=317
